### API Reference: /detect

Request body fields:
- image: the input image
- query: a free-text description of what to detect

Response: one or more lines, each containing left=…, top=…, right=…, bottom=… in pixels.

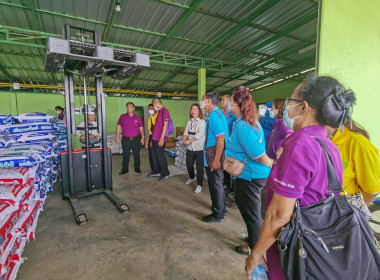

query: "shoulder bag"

left=277, top=137, right=380, bottom=280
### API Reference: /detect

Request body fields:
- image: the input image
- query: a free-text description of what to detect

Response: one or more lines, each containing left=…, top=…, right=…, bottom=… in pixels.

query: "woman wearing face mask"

left=183, top=104, right=206, bottom=193
left=55, top=106, right=66, bottom=121
left=326, top=118, right=380, bottom=219
left=266, top=98, right=293, bottom=160
left=245, top=76, right=356, bottom=280
left=226, top=86, right=273, bottom=255
left=146, top=104, right=158, bottom=175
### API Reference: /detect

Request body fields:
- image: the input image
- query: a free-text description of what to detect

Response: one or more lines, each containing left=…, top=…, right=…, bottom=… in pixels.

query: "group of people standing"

left=116, top=98, right=171, bottom=182
left=179, top=76, right=380, bottom=280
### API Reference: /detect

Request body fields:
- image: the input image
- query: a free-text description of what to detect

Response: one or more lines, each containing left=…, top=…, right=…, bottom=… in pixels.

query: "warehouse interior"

left=0, top=0, right=380, bottom=279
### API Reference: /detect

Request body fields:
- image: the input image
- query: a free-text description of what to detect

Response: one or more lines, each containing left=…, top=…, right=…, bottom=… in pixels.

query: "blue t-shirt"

left=222, top=110, right=236, bottom=135
left=204, top=107, right=229, bottom=167
left=227, top=116, right=270, bottom=180
left=259, top=116, right=275, bottom=145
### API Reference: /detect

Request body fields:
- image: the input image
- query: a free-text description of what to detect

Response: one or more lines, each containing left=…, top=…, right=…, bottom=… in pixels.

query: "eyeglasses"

left=285, top=98, right=304, bottom=107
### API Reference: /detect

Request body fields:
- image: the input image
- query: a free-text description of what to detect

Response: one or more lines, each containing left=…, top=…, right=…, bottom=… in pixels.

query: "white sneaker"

left=194, top=185, right=202, bottom=193
left=185, top=178, right=196, bottom=185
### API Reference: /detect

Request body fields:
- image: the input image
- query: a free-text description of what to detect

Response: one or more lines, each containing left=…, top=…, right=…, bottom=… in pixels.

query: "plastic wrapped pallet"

left=107, top=134, right=122, bottom=154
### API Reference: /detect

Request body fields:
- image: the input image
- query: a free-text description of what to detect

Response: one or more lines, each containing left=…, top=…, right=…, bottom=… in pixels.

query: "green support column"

left=198, top=68, right=206, bottom=103
left=318, top=0, right=380, bottom=149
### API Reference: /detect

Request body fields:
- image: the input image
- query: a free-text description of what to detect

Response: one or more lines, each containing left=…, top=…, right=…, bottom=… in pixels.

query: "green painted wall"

left=251, top=80, right=300, bottom=104
left=0, top=91, right=195, bottom=136
left=318, top=0, right=380, bottom=149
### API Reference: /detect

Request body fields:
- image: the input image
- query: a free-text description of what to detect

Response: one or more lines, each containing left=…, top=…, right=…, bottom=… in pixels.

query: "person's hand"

left=96, top=135, right=101, bottom=140
left=115, top=137, right=120, bottom=144
left=245, top=254, right=268, bottom=280
left=140, top=138, right=145, bottom=145
left=183, top=140, right=190, bottom=145
left=145, top=141, right=149, bottom=149
left=211, top=159, right=221, bottom=171
left=158, top=139, right=164, bottom=147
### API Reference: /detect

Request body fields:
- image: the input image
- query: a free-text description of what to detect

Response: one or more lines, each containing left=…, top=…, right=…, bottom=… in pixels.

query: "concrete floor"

left=17, top=149, right=250, bottom=280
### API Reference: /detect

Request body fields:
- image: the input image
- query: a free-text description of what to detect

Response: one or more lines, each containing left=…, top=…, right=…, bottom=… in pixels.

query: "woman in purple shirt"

left=266, top=98, right=293, bottom=160
left=245, top=76, right=355, bottom=280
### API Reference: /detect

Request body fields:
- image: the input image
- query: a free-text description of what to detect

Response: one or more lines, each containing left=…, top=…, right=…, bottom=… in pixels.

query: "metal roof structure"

left=0, top=0, right=318, bottom=98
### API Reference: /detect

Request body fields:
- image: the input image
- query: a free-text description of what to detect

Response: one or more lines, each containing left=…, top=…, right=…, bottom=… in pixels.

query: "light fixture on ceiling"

left=115, top=0, right=121, bottom=12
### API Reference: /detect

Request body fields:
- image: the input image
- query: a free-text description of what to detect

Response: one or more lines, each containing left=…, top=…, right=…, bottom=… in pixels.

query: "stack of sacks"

left=55, top=121, right=67, bottom=151
left=0, top=112, right=61, bottom=279
left=107, top=134, right=122, bottom=154
left=174, top=136, right=187, bottom=171
left=0, top=114, right=13, bottom=126
left=0, top=167, right=44, bottom=280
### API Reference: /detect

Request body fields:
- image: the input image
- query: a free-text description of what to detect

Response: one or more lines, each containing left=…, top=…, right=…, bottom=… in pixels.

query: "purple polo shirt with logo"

left=265, top=125, right=343, bottom=280
left=152, top=107, right=170, bottom=142
left=266, top=125, right=343, bottom=207
left=267, top=119, right=293, bottom=160
left=117, top=113, right=143, bottom=138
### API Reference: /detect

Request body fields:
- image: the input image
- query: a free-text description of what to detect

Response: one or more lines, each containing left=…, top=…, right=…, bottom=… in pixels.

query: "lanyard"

left=190, top=119, right=198, bottom=131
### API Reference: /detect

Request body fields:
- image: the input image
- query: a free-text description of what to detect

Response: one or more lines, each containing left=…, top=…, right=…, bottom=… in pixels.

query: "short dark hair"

left=152, top=98, right=162, bottom=104
left=205, top=91, right=220, bottom=106
left=222, top=94, right=231, bottom=100
left=126, top=102, right=135, bottom=107
left=55, top=106, right=64, bottom=112
left=297, top=75, right=356, bottom=128
left=189, top=104, right=203, bottom=120
left=148, top=103, right=154, bottom=107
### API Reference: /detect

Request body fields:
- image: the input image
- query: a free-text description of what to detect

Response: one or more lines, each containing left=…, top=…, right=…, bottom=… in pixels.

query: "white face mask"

left=259, top=108, right=266, bottom=116
left=56, top=110, right=60, bottom=114
left=269, top=110, right=275, bottom=118
left=148, top=109, right=155, bottom=115
left=200, top=100, right=206, bottom=110
left=154, top=106, right=159, bottom=111
left=283, top=103, right=302, bottom=130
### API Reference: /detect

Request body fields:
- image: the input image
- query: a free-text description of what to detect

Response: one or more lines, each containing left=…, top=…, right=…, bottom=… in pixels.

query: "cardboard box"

left=176, top=126, right=186, bottom=137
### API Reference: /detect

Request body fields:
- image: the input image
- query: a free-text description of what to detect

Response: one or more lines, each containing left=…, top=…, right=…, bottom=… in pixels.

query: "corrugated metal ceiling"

left=0, top=0, right=318, bottom=96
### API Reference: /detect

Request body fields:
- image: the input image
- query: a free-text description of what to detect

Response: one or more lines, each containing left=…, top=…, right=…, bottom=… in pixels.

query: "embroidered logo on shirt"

left=228, top=115, right=232, bottom=118
left=274, top=178, right=295, bottom=189
left=331, top=245, right=344, bottom=250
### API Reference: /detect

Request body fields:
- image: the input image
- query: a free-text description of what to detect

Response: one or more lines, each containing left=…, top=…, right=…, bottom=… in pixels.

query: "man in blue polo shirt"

left=200, top=91, right=229, bottom=223
left=221, top=94, right=236, bottom=196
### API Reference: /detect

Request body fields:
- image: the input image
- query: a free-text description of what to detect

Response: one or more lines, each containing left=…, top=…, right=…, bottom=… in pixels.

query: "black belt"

left=188, top=131, right=195, bottom=135
left=123, top=135, right=140, bottom=140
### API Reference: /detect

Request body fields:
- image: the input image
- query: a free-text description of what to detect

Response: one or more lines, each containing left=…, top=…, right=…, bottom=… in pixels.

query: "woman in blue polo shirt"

left=227, top=85, right=272, bottom=255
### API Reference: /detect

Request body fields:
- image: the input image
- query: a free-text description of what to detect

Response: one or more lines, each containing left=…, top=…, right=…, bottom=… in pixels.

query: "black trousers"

left=121, top=136, right=140, bottom=171
left=148, top=135, right=154, bottom=171
left=205, top=167, right=225, bottom=219
left=151, top=140, right=169, bottom=177
left=235, top=177, right=267, bottom=250
left=186, top=149, right=204, bottom=186
left=223, top=170, right=236, bottom=192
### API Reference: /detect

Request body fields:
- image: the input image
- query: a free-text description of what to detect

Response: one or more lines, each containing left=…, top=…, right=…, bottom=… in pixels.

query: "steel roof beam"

left=230, top=12, right=318, bottom=63
left=220, top=57, right=316, bottom=93
left=103, top=0, right=118, bottom=42
left=184, top=40, right=316, bottom=91
left=154, top=68, right=186, bottom=89
left=0, top=1, right=312, bottom=57
left=156, top=0, right=204, bottom=50
left=0, top=58, right=16, bottom=81
left=150, top=0, right=316, bottom=44
left=198, top=0, right=280, bottom=56
left=0, top=25, right=264, bottom=75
